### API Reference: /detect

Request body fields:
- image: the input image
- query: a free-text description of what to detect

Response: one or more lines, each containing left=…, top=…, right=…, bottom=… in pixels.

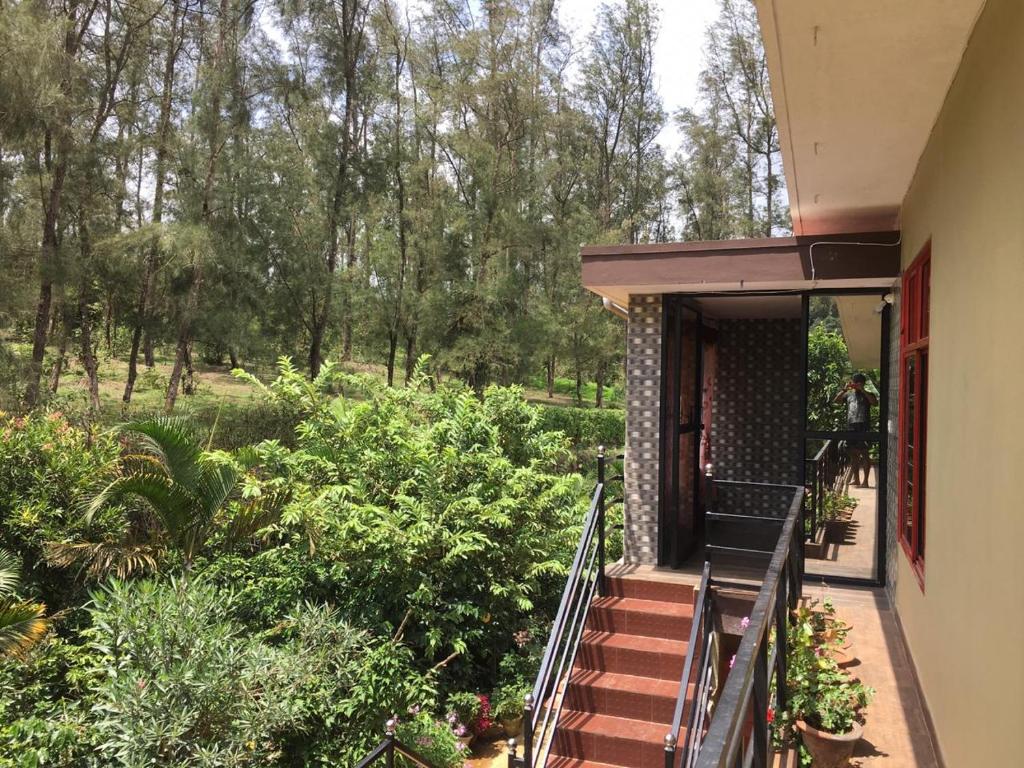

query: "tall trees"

left=674, top=0, right=787, bottom=240
left=6, top=0, right=779, bottom=409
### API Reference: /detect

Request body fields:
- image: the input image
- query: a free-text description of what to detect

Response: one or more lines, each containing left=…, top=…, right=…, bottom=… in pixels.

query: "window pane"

left=903, top=354, right=916, bottom=544
left=917, top=350, right=928, bottom=559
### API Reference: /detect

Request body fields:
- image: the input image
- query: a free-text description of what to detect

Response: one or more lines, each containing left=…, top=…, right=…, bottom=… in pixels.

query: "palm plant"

left=0, top=549, right=49, bottom=656
left=87, top=418, right=245, bottom=571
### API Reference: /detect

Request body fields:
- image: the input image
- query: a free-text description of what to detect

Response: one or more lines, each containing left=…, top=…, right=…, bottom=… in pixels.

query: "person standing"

left=834, top=373, right=878, bottom=485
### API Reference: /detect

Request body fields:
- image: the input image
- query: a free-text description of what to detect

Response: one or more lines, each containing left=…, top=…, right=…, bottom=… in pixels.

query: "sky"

left=556, top=0, right=720, bottom=153
left=263, top=0, right=721, bottom=154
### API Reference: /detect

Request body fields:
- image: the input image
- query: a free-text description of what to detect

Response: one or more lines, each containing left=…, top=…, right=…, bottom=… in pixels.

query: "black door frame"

left=656, top=288, right=891, bottom=586
left=658, top=296, right=704, bottom=568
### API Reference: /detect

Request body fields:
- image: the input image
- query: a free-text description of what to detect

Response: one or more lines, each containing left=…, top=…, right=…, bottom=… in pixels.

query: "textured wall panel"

left=623, top=295, right=662, bottom=564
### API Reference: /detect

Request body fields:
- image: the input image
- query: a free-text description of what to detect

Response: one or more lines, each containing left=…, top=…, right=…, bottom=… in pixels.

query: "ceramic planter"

left=501, top=716, right=523, bottom=737
left=796, top=719, right=863, bottom=768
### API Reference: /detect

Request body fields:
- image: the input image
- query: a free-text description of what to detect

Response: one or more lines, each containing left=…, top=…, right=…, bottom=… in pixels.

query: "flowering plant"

left=395, top=709, right=464, bottom=767
left=776, top=601, right=873, bottom=741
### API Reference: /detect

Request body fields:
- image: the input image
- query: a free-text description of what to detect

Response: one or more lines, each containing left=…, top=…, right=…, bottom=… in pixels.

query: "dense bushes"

left=0, top=362, right=589, bottom=765
left=537, top=403, right=625, bottom=455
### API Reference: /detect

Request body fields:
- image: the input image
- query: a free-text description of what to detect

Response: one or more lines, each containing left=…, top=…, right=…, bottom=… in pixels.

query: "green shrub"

left=394, top=709, right=464, bottom=767
left=82, top=578, right=436, bottom=767
left=0, top=411, right=124, bottom=612
left=537, top=404, right=625, bottom=453
left=228, top=361, right=588, bottom=690
left=0, top=636, right=99, bottom=768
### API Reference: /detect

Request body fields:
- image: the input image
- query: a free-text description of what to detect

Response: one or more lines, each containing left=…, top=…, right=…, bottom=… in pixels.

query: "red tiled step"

left=565, top=670, right=686, bottom=724
left=546, top=759, right=623, bottom=768
left=587, top=597, right=693, bottom=640
left=604, top=576, right=695, bottom=605
left=578, top=631, right=688, bottom=680
left=551, top=711, right=668, bottom=768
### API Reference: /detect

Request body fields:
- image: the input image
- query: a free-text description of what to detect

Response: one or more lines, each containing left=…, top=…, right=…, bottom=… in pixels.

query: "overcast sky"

left=557, top=0, right=720, bottom=153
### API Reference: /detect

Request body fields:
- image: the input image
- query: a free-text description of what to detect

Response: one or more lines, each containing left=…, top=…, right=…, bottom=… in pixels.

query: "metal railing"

left=508, top=448, right=620, bottom=768
left=664, top=561, right=715, bottom=768
left=354, top=720, right=437, bottom=768
left=694, top=485, right=804, bottom=768
left=803, top=439, right=846, bottom=540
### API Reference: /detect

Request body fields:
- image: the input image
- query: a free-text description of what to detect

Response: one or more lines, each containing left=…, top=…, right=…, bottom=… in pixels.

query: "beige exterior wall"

left=894, top=0, right=1024, bottom=765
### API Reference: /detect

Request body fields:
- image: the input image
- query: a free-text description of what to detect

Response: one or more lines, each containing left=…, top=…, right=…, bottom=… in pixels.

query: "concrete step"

left=551, top=711, right=667, bottom=767
left=587, top=596, right=693, bottom=640
left=577, top=630, right=688, bottom=680
left=565, top=669, right=688, bottom=724
left=604, top=575, right=695, bottom=605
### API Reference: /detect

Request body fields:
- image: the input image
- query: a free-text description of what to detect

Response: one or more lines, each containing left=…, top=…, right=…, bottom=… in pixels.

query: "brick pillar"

left=624, top=295, right=662, bottom=564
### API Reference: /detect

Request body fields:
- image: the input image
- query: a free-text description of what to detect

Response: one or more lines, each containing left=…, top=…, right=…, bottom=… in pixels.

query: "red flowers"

left=766, top=707, right=775, bottom=724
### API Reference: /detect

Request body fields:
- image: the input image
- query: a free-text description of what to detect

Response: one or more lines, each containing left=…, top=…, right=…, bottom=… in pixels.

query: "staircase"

left=548, top=572, right=696, bottom=768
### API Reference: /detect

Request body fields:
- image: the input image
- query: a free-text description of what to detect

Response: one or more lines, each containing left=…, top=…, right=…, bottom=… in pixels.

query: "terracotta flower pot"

left=501, top=716, right=523, bottom=737
left=796, top=719, right=863, bottom=768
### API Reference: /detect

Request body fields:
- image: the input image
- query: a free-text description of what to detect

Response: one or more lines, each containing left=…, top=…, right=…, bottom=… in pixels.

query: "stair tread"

left=591, top=596, right=694, bottom=617
left=557, top=710, right=669, bottom=742
left=580, top=630, right=688, bottom=655
left=569, top=669, right=679, bottom=697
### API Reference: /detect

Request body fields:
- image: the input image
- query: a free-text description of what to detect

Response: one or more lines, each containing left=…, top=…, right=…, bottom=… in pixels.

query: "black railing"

left=509, top=448, right=619, bottom=768
left=693, top=485, right=804, bottom=768
left=803, top=439, right=846, bottom=540
left=355, top=720, right=437, bottom=768
left=705, top=476, right=797, bottom=564
left=665, top=560, right=715, bottom=768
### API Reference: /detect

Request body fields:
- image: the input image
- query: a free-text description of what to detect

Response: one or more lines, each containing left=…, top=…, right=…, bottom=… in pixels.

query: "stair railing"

left=803, top=439, right=845, bottom=541
left=664, top=560, right=715, bottom=768
left=354, top=719, right=438, bottom=768
left=508, top=447, right=620, bottom=768
left=694, top=485, right=804, bottom=768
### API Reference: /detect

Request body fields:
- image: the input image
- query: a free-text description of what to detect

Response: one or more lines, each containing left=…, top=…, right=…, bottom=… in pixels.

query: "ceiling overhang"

left=582, top=233, right=900, bottom=308
left=755, top=0, right=986, bottom=235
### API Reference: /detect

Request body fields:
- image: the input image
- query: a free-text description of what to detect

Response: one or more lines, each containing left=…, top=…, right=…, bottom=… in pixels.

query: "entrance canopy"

left=580, top=231, right=900, bottom=309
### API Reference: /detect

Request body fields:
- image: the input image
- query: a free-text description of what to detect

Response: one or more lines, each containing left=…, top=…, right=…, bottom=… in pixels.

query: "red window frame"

left=898, top=243, right=930, bottom=587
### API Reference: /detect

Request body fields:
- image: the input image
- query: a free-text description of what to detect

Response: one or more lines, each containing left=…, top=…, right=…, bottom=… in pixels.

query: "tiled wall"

left=885, top=292, right=901, bottom=599
left=623, top=295, right=662, bottom=564
left=710, top=319, right=804, bottom=503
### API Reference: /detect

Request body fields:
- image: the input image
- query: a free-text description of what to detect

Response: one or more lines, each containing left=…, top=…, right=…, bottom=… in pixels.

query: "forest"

left=0, top=0, right=782, bottom=412
left=0, top=0, right=785, bottom=765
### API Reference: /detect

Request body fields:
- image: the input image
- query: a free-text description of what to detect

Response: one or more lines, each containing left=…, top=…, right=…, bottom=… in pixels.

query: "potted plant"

left=396, top=707, right=466, bottom=767
left=446, top=691, right=481, bottom=746
left=494, top=647, right=539, bottom=737
left=493, top=682, right=529, bottom=737
left=779, top=603, right=873, bottom=768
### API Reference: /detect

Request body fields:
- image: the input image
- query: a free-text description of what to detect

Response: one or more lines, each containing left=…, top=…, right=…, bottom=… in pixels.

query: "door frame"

left=658, top=296, right=705, bottom=567
left=656, top=288, right=892, bottom=586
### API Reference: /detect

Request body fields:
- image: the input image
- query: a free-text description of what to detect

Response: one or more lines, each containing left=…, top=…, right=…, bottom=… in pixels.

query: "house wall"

left=710, top=319, right=803, bottom=495
left=623, top=295, right=662, bottom=564
left=892, top=0, right=1024, bottom=764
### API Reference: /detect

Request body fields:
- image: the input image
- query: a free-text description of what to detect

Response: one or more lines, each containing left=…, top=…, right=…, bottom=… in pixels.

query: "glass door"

left=803, top=293, right=889, bottom=582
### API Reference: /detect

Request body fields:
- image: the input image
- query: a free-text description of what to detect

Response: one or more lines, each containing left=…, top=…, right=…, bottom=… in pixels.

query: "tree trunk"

left=575, top=368, right=582, bottom=405
left=183, top=341, right=195, bottom=396
left=546, top=355, right=555, bottom=398
left=49, top=309, right=68, bottom=394
left=595, top=363, right=605, bottom=409
left=386, top=331, right=397, bottom=387
left=124, top=0, right=182, bottom=405
left=404, top=333, right=416, bottom=383
left=26, top=160, right=66, bottom=407
left=78, top=291, right=101, bottom=414
left=228, top=346, right=239, bottom=369
left=165, top=267, right=201, bottom=412
left=143, top=332, right=155, bottom=367
left=77, top=209, right=101, bottom=413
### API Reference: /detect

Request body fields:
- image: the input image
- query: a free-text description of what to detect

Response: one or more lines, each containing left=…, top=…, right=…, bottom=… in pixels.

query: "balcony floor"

left=775, top=584, right=941, bottom=767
